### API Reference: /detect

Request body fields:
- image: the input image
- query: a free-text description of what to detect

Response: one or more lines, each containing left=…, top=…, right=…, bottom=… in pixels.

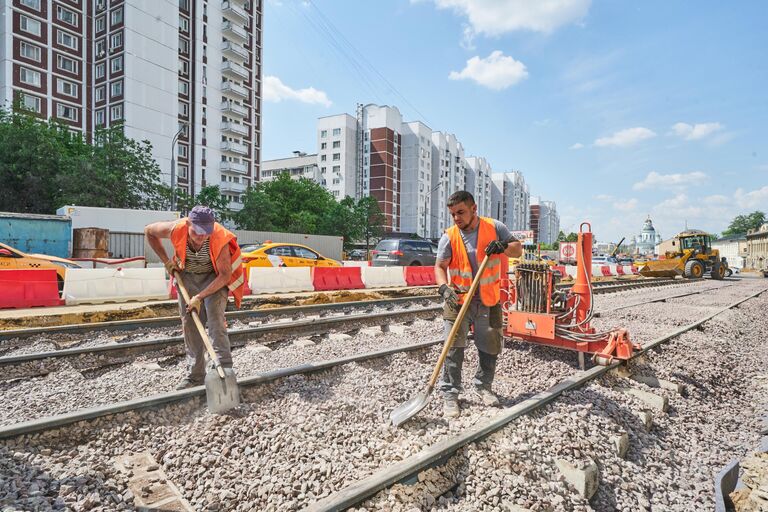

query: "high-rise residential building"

left=316, top=113, right=356, bottom=199
left=430, top=131, right=465, bottom=237
left=0, top=0, right=263, bottom=211
left=490, top=180, right=503, bottom=222
left=260, top=152, right=318, bottom=182
left=530, top=197, right=559, bottom=245
left=492, top=171, right=529, bottom=230
left=400, top=120, right=433, bottom=238
left=465, top=156, right=492, bottom=218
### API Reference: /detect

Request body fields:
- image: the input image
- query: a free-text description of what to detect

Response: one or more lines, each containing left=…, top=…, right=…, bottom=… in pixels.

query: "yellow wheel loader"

left=639, top=230, right=728, bottom=280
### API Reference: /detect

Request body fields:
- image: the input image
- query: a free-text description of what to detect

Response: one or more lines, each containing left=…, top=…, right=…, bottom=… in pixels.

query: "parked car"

left=0, top=242, right=82, bottom=291
left=592, top=256, right=618, bottom=265
left=725, top=266, right=740, bottom=277
left=240, top=242, right=341, bottom=269
left=371, top=239, right=437, bottom=267
left=347, top=249, right=367, bottom=261
left=617, top=257, right=634, bottom=266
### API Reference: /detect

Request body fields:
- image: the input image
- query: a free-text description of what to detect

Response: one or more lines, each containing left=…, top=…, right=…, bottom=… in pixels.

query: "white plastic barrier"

left=248, top=267, right=314, bottom=294
left=361, top=266, right=408, bottom=288
left=63, top=267, right=169, bottom=305
left=342, top=261, right=370, bottom=267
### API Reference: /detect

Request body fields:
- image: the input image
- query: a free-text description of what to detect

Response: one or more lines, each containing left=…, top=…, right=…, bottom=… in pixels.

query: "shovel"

left=174, top=272, right=241, bottom=414
left=390, top=253, right=492, bottom=427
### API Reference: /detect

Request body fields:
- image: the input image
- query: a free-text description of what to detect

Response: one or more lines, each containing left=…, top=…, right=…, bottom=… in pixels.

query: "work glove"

left=485, top=239, right=509, bottom=256
left=186, top=294, right=202, bottom=315
left=438, top=284, right=459, bottom=311
left=164, top=259, right=182, bottom=277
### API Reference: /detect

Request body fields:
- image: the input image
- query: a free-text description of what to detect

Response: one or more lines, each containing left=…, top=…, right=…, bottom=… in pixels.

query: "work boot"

left=443, top=397, right=460, bottom=418
left=176, top=377, right=203, bottom=390
left=475, top=387, right=500, bottom=407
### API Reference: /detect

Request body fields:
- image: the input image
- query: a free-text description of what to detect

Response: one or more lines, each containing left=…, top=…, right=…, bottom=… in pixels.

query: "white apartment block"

left=400, top=120, right=433, bottom=238
left=465, top=156, right=492, bottom=218
left=430, top=131, right=465, bottom=238
left=260, top=152, right=318, bottom=182
left=490, top=180, right=503, bottom=222
left=492, top=171, right=530, bottom=231
left=530, top=196, right=559, bottom=245
left=316, top=113, right=356, bottom=199
left=0, top=0, right=262, bottom=211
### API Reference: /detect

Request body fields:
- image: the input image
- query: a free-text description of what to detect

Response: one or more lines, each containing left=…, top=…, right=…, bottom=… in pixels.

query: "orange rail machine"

left=504, top=222, right=639, bottom=366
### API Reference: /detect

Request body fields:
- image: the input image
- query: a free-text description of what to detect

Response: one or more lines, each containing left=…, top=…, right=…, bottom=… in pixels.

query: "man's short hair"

left=447, top=191, right=475, bottom=207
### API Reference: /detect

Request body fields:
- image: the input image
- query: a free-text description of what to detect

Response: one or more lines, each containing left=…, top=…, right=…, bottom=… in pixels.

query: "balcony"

left=222, top=60, right=249, bottom=80
left=220, top=160, right=248, bottom=174
left=220, top=140, right=248, bottom=155
left=228, top=200, right=243, bottom=211
left=222, top=1, right=248, bottom=24
left=220, top=181, right=247, bottom=194
left=221, top=121, right=249, bottom=137
left=222, top=41, right=248, bottom=61
left=221, top=81, right=248, bottom=100
left=222, top=21, right=247, bottom=43
left=221, top=100, right=248, bottom=117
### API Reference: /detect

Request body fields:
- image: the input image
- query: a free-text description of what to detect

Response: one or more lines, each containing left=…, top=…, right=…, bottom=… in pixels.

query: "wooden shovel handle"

left=426, top=254, right=492, bottom=389
left=173, top=271, right=226, bottom=379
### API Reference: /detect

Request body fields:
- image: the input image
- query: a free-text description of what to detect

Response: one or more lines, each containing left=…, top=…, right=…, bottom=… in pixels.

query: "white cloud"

left=569, top=143, right=584, bottom=150
left=613, top=198, right=638, bottom=211
left=594, top=194, right=613, bottom=201
left=594, top=127, right=656, bottom=147
left=449, top=51, right=528, bottom=90
left=423, top=0, right=591, bottom=36
left=735, top=186, right=768, bottom=209
left=262, top=76, right=332, bottom=108
left=632, top=171, right=707, bottom=191
left=671, top=122, right=723, bottom=141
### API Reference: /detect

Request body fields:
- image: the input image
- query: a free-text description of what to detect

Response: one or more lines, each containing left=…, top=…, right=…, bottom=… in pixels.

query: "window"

left=332, top=128, right=341, bottom=136
left=178, top=81, right=189, bottom=95
left=57, top=31, right=78, bottom=50
left=96, top=0, right=106, bottom=11
left=320, top=129, right=327, bottom=138
left=179, top=17, right=189, bottom=32
left=332, top=165, right=340, bottom=173
left=320, top=154, right=326, bottom=162
left=332, top=178, right=340, bottom=185
left=110, top=80, right=123, bottom=97
left=57, top=6, right=78, bottom=26
left=20, top=15, right=41, bottom=36
left=96, top=16, right=105, bottom=32
left=57, top=104, right=78, bottom=121
left=178, top=165, right=188, bottom=179
left=21, top=93, right=40, bottom=113
left=95, top=86, right=105, bottom=101
left=95, top=63, right=105, bottom=79
left=178, top=101, right=188, bottom=116
left=293, top=247, right=319, bottom=260
left=19, top=66, right=41, bottom=87
left=95, top=109, right=105, bottom=126
left=57, top=79, right=78, bottom=98
left=179, top=37, right=189, bottom=54
left=332, top=141, right=340, bottom=148
left=178, top=59, right=188, bottom=75
left=320, top=142, right=327, bottom=150
left=20, top=0, right=41, bottom=9
left=332, top=153, right=340, bottom=161
left=110, top=32, right=122, bottom=50
left=320, top=166, right=326, bottom=173
left=266, top=246, right=294, bottom=257
left=57, top=55, right=77, bottom=73
left=19, top=41, right=41, bottom=61
left=110, top=104, right=123, bottom=121
left=110, top=55, right=123, bottom=73
left=95, top=40, right=106, bottom=57
left=177, top=144, right=188, bottom=158
left=111, top=7, right=123, bottom=25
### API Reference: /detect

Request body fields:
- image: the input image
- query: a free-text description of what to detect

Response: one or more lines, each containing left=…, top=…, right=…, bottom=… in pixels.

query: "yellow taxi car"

left=240, top=242, right=342, bottom=270
left=0, top=242, right=82, bottom=290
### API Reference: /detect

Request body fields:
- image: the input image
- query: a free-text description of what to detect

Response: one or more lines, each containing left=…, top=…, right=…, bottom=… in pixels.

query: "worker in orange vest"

left=435, top=191, right=522, bottom=418
left=145, top=206, right=244, bottom=389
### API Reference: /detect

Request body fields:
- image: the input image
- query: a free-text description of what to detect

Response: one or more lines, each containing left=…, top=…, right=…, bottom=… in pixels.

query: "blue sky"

left=262, top=0, right=767, bottom=242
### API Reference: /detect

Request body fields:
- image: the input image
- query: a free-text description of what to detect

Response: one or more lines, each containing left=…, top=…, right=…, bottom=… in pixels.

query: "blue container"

left=0, top=212, right=72, bottom=258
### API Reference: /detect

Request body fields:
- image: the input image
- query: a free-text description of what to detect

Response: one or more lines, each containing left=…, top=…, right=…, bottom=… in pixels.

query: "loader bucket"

left=639, top=259, right=683, bottom=278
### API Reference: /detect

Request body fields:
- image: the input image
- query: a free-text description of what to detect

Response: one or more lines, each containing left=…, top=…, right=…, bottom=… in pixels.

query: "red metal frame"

left=504, top=222, right=639, bottom=364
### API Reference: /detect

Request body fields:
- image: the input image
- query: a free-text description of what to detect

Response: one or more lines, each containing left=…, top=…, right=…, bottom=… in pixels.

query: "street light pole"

left=170, top=124, right=186, bottom=212
left=422, top=182, right=443, bottom=239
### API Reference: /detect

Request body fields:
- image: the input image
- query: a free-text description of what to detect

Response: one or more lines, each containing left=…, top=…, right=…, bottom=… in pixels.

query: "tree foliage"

left=721, top=211, right=766, bottom=237
left=557, top=230, right=578, bottom=242
left=173, top=185, right=231, bottom=221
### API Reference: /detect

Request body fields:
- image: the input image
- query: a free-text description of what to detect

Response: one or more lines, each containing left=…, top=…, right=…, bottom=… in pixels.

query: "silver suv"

left=371, top=239, right=437, bottom=267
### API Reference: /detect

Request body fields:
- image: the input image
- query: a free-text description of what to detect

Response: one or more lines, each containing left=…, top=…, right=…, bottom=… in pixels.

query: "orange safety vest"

left=170, top=219, right=245, bottom=308
left=446, top=217, right=503, bottom=307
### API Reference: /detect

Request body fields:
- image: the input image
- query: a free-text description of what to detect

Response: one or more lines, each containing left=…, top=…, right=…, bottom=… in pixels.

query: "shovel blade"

left=390, top=388, right=432, bottom=427
left=205, top=367, right=241, bottom=414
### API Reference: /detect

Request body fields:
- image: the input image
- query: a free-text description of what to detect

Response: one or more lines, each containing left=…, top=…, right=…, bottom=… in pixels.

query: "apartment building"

left=465, top=156, right=492, bottom=218
left=260, top=152, right=318, bottom=182
left=400, top=120, right=433, bottom=238
left=492, top=171, right=529, bottom=231
left=316, top=113, right=356, bottom=199
left=430, top=131, right=465, bottom=237
left=0, top=0, right=262, bottom=211
left=530, top=197, right=559, bottom=245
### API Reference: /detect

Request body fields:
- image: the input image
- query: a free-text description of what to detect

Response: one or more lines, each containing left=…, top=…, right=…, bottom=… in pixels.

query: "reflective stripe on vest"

left=446, top=217, right=502, bottom=307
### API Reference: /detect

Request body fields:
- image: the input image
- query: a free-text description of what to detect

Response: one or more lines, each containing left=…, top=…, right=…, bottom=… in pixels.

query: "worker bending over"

left=435, top=191, right=522, bottom=418
left=145, top=206, right=244, bottom=389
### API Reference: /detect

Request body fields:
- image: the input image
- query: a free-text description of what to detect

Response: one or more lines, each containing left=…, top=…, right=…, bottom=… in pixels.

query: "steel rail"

left=306, top=286, right=768, bottom=511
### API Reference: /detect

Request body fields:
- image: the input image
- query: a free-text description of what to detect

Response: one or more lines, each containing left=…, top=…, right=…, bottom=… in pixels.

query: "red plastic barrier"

left=551, top=265, right=567, bottom=276
left=312, top=266, right=365, bottom=291
left=404, top=266, right=436, bottom=286
left=615, top=265, right=626, bottom=275
left=0, top=269, right=60, bottom=309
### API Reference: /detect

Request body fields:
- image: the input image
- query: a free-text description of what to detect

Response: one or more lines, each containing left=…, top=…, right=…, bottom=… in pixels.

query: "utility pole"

left=170, top=124, right=187, bottom=212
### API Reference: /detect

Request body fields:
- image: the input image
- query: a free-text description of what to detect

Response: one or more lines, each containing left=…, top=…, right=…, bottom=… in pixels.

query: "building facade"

left=399, top=120, right=433, bottom=238
left=260, top=152, right=318, bottom=182
left=746, top=223, right=768, bottom=270
left=633, top=216, right=662, bottom=255
left=465, top=156, right=492, bottom=219
left=0, top=0, right=263, bottom=211
left=712, top=235, right=747, bottom=269
left=492, top=171, right=529, bottom=231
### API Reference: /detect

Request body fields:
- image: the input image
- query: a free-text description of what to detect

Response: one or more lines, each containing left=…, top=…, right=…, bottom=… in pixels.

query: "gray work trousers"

left=438, top=300, right=502, bottom=399
left=176, top=272, right=232, bottom=381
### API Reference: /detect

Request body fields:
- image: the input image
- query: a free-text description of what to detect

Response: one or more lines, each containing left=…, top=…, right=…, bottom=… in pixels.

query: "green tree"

left=172, top=185, right=231, bottom=220
left=356, top=195, right=386, bottom=251
left=235, top=183, right=279, bottom=231
left=721, top=211, right=766, bottom=236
